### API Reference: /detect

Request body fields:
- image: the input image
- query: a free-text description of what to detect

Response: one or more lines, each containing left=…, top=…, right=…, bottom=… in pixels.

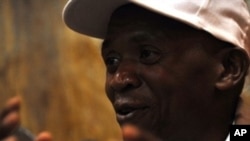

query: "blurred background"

left=0, top=0, right=120, bottom=141
left=0, top=0, right=250, bottom=141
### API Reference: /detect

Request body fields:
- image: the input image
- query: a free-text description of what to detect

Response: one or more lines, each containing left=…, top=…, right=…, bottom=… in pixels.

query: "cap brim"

left=63, top=0, right=249, bottom=54
left=63, top=0, right=128, bottom=38
left=63, top=0, right=216, bottom=40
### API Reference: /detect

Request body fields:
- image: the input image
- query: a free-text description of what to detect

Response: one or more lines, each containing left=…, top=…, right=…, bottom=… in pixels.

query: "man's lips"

left=114, top=101, right=149, bottom=123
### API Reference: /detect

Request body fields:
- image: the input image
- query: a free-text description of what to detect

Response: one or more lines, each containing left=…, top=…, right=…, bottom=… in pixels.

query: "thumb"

left=35, top=132, right=52, bottom=141
left=122, top=124, right=161, bottom=141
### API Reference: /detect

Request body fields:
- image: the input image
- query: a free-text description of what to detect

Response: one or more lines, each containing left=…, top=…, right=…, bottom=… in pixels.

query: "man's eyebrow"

left=129, top=32, right=154, bottom=43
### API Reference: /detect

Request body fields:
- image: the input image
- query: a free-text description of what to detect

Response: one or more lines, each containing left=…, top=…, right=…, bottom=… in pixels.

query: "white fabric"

left=131, top=0, right=250, bottom=55
left=63, top=0, right=250, bottom=54
left=225, top=134, right=230, bottom=141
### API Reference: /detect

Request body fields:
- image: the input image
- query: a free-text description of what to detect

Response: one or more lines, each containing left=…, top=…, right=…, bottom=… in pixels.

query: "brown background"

left=0, top=0, right=249, bottom=141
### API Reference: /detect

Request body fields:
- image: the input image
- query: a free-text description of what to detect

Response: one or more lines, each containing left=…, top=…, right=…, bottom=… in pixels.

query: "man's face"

left=101, top=4, right=222, bottom=140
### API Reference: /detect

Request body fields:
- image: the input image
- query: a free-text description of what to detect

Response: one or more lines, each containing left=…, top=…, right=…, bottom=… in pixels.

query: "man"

left=1, top=0, right=250, bottom=141
left=63, top=0, right=250, bottom=140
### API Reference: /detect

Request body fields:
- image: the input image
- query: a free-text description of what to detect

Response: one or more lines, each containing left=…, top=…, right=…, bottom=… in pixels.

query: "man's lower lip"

left=116, top=111, right=134, bottom=121
left=116, top=108, right=148, bottom=123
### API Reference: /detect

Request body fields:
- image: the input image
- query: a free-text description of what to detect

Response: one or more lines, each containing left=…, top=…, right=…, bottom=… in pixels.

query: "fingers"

left=2, top=136, right=18, bottom=141
left=0, top=112, right=19, bottom=137
left=1, top=96, right=21, bottom=119
left=35, top=132, right=52, bottom=141
left=0, top=96, right=21, bottom=139
left=0, top=97, right=52, bottom=141
left=122, top=124, right=161, bottom=141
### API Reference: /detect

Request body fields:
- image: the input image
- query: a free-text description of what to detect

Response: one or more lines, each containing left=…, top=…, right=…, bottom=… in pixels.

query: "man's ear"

left=215, top=48, right=249, bottom=90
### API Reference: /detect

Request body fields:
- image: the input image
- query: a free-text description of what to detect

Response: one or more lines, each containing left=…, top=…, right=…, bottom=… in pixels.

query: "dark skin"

left=1, top=3, right=249, bottom=141
left=102, top=4, right=249, bottom=141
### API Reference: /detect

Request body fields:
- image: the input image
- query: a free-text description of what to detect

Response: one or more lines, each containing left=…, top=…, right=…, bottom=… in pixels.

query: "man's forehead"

left=105, top=7, right=227, bottom=54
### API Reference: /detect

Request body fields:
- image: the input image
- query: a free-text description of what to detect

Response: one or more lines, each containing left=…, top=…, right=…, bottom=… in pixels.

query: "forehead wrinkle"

left=129, top=31, right=155, bottom=43
left=102, top=30, right=158, bottom=51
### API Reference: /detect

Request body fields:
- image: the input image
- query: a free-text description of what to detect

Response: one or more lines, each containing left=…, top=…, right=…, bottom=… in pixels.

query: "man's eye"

left=140, top=49, right=161, bottom=64
left=105, top=57, right=120, bottom=72
left=106, top=57, right=119, bottom=66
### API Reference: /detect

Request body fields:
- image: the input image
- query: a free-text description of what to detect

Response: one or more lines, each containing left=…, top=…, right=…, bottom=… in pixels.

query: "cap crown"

left=63, top=0, right=250, bottom=54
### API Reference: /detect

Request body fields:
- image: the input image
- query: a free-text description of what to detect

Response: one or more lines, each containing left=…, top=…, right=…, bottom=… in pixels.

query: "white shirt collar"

left=225, top=134, right=230, bottom=141
left=225, top=121, right=235, bottom=141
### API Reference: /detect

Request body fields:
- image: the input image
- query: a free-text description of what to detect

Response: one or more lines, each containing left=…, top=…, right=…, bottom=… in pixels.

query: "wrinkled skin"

left=102, top=4, right=241, bottom=141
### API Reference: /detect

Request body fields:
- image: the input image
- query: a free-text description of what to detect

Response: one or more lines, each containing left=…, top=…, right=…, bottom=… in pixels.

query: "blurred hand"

left=0, top=96, right=21, bottom=139
left=122, top=124, right=162, bottom=141
left=3, top=131, right=52, bottom=141
left=0, top=96, right=52, bottom=141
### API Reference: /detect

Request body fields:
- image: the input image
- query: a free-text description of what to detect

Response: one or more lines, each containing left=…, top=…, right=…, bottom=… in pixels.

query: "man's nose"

left=109, top=63, right=142, bottom=92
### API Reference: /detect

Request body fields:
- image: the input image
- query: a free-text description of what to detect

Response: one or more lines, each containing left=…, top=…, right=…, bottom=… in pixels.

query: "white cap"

left=63, top=0, right=250, bottom=54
